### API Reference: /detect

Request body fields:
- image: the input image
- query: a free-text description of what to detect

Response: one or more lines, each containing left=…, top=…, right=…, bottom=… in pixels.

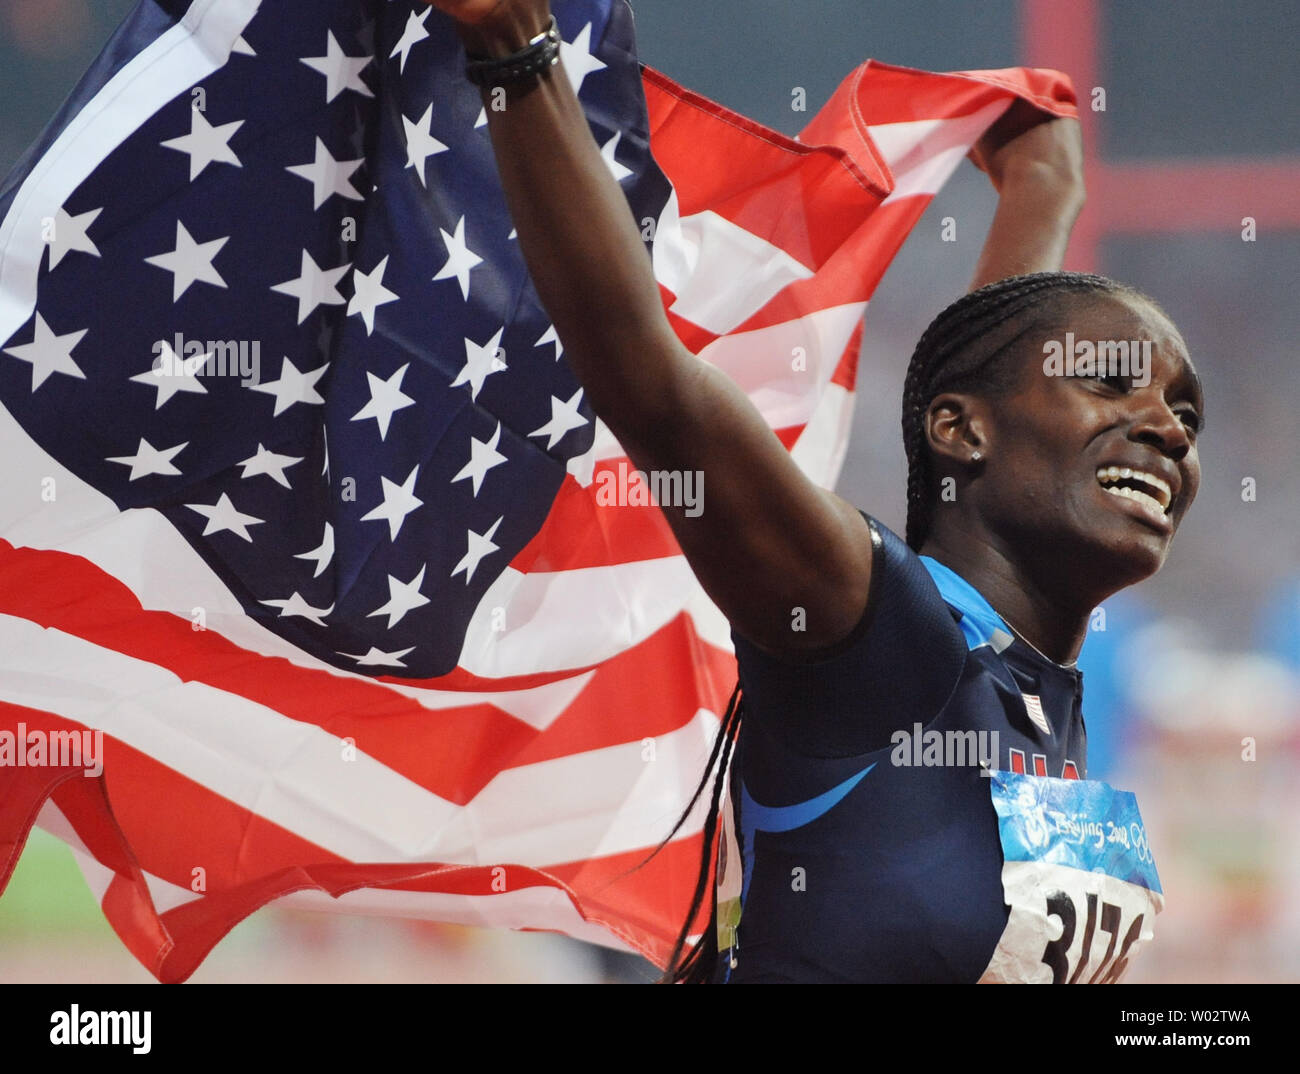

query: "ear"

left=925, top=392, right=990, bottom=466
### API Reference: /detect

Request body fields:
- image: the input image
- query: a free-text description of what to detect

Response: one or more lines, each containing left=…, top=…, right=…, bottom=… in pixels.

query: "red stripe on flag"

left=643, top=68, right=891, bottom=270
left=832, top=319, right=864, bottom=392
left=510, top=426, right=805, bottom=574
left=6, top=710, right=703, bottom=980
left=800, top=60, right=1075, bottom=137
left=0, top=542, right=735, bottom=802
left=2, top=703, right=704, bottom=978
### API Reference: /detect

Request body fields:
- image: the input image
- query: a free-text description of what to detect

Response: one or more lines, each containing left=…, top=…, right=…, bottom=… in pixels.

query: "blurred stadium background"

left=1, top=0, right=1296, bottom=983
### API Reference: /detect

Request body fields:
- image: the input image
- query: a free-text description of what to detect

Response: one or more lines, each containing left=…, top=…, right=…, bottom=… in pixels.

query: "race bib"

left=980, top=771, right=1163, bottom=984
left=716, top=789, right=743, bottom=955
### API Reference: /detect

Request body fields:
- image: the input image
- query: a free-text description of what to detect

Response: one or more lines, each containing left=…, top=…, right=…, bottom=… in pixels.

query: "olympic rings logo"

left=1128, top=821, right=1152, bottom=865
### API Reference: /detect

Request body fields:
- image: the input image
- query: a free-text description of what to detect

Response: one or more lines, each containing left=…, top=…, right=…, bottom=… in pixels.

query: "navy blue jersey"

left=719, top=515, right=1088, bottom=983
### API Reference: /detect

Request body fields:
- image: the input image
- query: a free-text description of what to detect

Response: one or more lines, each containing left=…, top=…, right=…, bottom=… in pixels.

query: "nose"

left=1128, top=389, right=1192, bottom=461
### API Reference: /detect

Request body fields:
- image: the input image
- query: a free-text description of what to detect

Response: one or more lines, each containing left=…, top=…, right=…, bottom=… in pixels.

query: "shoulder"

left=729, top=513, right=969, bottom=758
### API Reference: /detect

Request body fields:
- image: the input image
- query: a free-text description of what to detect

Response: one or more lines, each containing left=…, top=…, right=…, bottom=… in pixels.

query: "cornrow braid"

left=901, top=271, right=1143, bottom=550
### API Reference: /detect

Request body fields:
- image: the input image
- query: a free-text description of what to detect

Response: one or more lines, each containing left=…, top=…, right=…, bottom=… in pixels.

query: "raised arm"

left=424, top=2, right=1083, bottom=656
left=431, top=0, right=872, bottom=655
left=967, top=99, right=1085, bottom=291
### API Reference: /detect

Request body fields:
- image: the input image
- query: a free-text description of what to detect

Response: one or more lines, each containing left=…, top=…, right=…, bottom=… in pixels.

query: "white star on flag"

left=451, top=516, right=503, bottom=583
left=286, top=137, right=364, bottom=210
left=535, top=323, right=563, bottom=360
left=259, top=592, right=334, bottom=627
left=237, top=443, right=304, bottom=488
left=45, top=206, right=101, bottom=270
left=451, top=421, right=508, bottom=497
left=530, top=387, right=589, bottom=449
left=105, top=437, right=187, bottom=481
left=351, top=361, right=415, bottom=440
left=433, top=215, right=482, bottom=300
left=561, top=24, right=607, bottom=95
left=389, top=7, right=430, bottom=72
left=452, top=327, right=507, bottom=401
left=361, top=465, right=423, bottom=541
left=294, top=522, right=335, bottom=579
left=3, top=313, right=87, bottom=390
left=185, top=492, right=264, bottom=541
left=301, top=31, right=373, bottom=103
left=130, top=342, right=210, bottom=408
left=144, top=221, right=228, bottom=302
left=249, top=355, right=329, bottom=416
left=347, top=256, right=400, bottom=335
left=340, top=646, right=416, bottom=668
left=367, top=565, right=431, bottom=629
left=402, top=104, right=449, bottom=187
left=599, top=132, right=632, bottom=182
left=271, top=250, right=349, bottom=324
left=160, top=108, right=243, bottom=181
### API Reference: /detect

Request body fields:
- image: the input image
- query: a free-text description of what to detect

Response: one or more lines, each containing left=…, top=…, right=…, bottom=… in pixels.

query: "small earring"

left=970, top=451, right=983, bottom=463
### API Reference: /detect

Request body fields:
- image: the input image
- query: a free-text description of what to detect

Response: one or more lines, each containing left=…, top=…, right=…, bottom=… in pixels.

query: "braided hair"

left=658, top=682, right=744, bottom=984
left=901, top=271, right=1147, bottom=550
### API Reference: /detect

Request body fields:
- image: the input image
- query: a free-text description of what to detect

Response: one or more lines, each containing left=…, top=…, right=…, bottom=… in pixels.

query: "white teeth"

left=1095, top=466, right=1173, bottom=512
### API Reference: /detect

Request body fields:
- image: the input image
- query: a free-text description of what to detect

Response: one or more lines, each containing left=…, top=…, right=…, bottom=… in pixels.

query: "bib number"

left=980, top=771, right=1163, bottom=985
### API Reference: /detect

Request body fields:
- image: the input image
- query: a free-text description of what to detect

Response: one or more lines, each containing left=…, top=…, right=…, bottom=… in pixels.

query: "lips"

left=1096, top=465, right=1173, bottom=516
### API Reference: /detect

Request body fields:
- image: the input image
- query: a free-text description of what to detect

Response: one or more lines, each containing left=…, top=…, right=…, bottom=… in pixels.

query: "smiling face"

left=966, top=292, right=1203, bottom=590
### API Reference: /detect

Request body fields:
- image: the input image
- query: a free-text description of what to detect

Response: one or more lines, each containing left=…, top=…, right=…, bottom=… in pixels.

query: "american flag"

left=0, top=0, right=1073, bottom=980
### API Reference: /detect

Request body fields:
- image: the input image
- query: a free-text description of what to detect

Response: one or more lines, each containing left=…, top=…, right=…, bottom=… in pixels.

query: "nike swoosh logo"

left=736, top=764, right=875, bottom=909
left=741, top=764, right=876, bottom=833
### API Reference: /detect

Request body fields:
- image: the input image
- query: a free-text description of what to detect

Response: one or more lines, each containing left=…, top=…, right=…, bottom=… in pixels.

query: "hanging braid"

left=901, top=271, right=1147, bottom=550
left=644, top=681, right=744, bottom=984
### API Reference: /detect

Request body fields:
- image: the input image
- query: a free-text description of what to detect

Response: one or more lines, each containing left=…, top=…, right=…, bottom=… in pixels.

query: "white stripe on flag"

left=869, top=100, right=1009, bottom=205
left=790, top=380, right=857, bottom=489
left=457, top=558, right=702, bottom=677
left=565, top=302, right=866, bottom=479
left=695, top=302, right=865, bottom=427
left=651, top=190, right=815, bottom=334
left=429, top=707, right=719, bottom=863
left=0, top=613, right=459, bottom=860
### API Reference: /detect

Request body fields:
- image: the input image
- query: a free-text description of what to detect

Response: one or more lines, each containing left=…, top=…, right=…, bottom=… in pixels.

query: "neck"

left=920, top=527, right=1103, bottom=665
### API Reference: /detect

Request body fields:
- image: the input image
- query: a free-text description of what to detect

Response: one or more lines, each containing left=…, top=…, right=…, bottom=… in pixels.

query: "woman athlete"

left=422, top=0, right=1205, bottom=982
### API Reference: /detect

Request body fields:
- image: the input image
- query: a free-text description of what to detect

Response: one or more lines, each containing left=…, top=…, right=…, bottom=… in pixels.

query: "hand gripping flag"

left=0, top=0, right=1074, bottom=981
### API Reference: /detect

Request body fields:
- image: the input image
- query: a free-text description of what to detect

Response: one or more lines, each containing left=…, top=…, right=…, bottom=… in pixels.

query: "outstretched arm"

left=431, top=0, right=873, bottom=656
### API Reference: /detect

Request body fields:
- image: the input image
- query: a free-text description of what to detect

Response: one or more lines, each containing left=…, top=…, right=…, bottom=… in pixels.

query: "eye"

left=1177, top=408, right=1202, bottom=435
left=1073, top=369, right=1129, bottom=391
